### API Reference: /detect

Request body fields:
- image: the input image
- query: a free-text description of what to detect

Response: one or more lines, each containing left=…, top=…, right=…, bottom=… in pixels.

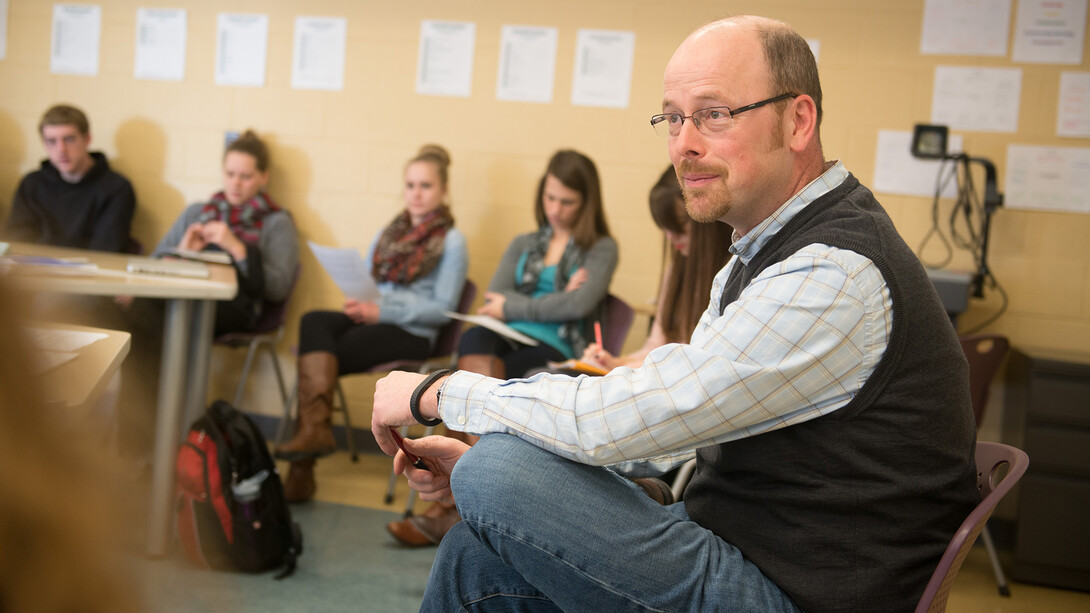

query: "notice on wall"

left=292, top=16, right=347, bottom=91
left=806, top=38, right=820, bottom=63
left=496, top=25, right=558, bottom=104
left=51, top=4, right=101, bottom=76
left=872, top=130, right=964, bottom=198
left=571, top=29, right=635, bottom=109
left=1012, top=0, right=1087, bottom=64
left=215, top=13, right=268, bottom=87
left=1, top=0, right=9, bottom=60
left=1058, top=72, right=1090, bottom=137
left=931, top=66, right=1022, bottom=133
left=416, top=20, right=476, bottom=98
left=1005, top=144, right=1090, bottom=214
left=920, top=0, right=1012, bottom=56
left=134, top=8, right=186, bottom=81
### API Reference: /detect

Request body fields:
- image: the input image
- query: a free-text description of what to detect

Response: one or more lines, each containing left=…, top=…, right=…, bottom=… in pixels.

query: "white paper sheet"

left=920, top=0, right=1012, bottom=56
left=307, top=240, right=380, bottom=302
left=442, top=312, right=540, bottom=347
left=0, top=0, right=9, bottom=60
left=292, top=16, right=347, bottom=91
left=806, top=38, right=820, bottom=63
left=215, top=13, right=268, bottom=87
left=872, top=130, right=965, bottom=198
left=496, top=25, right=558, bottom=103
left=571, top=29, right=635, bottom=109
left=931, top=66, right=1022, bottom=133
left=51, top=4, right=101, bottom=76
left=134, top=8, right=187, bottom=81
left=571, top=28, right=636, bottom=108
left=1005, top=144, right=1090, bottom=214
left=416, top=20, right=476, bottom=98
left=1058, top=72, right=1090, bottom=137
left=1012, top=0, right=1087, bottom=64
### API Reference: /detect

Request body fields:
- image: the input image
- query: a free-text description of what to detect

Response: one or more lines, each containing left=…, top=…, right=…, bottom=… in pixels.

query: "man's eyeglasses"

left=650, top=93, right=798, bottom=138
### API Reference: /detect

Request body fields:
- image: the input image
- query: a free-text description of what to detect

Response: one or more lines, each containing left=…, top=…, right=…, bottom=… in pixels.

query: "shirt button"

left=457, top=415, right=467, bottom=425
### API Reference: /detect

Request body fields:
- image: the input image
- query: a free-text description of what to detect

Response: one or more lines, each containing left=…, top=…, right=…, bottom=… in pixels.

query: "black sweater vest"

left=684, top=175, right=978, bottom=613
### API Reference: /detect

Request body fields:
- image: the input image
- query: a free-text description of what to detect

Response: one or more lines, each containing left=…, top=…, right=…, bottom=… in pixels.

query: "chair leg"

left=980, top=524, right=1011, bottom=596
left=264, top=342, right=288, bottom=406
left=275, top=380, right=298, bottom=447
left=232, top=340, right=262, bottom=409
left=670, top=458, right=697, bottom=502
left=335, top=381, right=358, bottom=462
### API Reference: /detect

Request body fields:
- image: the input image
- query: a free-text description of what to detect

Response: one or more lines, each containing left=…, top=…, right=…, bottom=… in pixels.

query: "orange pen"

left=594, top=321, right=604, bottom=349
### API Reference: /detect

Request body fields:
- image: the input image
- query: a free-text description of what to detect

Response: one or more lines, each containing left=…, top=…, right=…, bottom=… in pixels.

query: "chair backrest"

left=124, top=236, right=145, bottom=255
left=430, top=279, right=477, bottom=359
left=959, top=334, right=1010, bottom=426
left=602, top=294, right=635, bottom=356
left=215, top=263, right=301, bottom=343
left=914, top=441, right=1029, bottom=613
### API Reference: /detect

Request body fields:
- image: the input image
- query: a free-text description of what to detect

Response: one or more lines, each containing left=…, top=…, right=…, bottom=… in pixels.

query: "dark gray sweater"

left=685, top=174, right=978, bottom=613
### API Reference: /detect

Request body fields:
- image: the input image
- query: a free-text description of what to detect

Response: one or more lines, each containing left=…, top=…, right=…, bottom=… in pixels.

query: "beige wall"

left=2, top=1, right=1088, bottom=429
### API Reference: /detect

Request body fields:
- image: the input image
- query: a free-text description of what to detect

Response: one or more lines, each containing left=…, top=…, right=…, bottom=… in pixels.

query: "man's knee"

left=452, top=434, right=559, bottom=517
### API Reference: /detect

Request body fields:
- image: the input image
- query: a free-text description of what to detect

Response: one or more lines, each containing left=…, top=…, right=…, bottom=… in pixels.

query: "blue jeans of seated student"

left=420, top=434, right=802, bottom=613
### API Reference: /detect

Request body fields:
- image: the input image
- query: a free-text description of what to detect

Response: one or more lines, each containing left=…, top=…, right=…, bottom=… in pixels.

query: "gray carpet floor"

left=133, top=502, right=439, bottom=612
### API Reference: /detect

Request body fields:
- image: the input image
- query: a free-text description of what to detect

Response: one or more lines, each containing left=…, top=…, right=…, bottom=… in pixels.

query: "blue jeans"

left=420, top=434, right=801, bottom=612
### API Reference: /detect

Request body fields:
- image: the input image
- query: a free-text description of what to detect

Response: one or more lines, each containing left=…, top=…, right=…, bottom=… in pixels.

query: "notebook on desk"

left=126, top=256, right=210, bottom=279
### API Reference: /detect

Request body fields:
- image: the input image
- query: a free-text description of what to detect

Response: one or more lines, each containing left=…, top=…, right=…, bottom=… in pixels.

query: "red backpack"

left=175, top=400, right=302, bottom=578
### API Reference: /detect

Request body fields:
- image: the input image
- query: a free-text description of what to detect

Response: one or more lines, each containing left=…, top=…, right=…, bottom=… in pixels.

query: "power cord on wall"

left=916, top=153, right=1008, bottom=333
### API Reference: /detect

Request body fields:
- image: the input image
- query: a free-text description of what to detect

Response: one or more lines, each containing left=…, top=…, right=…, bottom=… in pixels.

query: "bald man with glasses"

left=372, top=15, right=978, bottom=612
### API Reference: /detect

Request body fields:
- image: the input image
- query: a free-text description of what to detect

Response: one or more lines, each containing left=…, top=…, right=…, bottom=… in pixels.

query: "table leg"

left=183, top=300, right=216, bottom=427
left=145, top=298, right=193, bottom=558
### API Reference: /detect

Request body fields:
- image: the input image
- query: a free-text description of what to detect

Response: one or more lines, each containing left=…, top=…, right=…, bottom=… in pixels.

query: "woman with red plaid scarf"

left=273, top=144, right=469, bottom=503
left=150, top=130, right=299, bottom=335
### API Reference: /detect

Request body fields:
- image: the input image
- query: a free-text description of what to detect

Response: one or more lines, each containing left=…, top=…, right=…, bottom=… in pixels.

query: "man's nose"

left=672, top=119, right=706, bottom=158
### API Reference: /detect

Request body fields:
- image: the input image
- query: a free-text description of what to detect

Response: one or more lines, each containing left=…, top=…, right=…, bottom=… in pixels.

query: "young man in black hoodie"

left=5, top=104, right=135, bottom=252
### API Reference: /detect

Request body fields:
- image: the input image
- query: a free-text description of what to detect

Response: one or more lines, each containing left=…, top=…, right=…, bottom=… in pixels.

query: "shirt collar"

left=730, top=160, right=848, bottom=264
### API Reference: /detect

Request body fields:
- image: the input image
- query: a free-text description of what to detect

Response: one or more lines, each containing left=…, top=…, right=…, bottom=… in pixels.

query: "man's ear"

left=787, top=96, right=817, bottom=152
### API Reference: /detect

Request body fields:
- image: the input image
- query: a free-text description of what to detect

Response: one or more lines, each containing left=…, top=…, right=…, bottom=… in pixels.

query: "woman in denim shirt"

left=275, top=144, right=468, bottom=502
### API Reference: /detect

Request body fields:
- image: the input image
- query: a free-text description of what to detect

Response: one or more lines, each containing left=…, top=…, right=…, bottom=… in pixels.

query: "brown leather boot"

left=282, top=457, right=316, bottom=503
left=386, top=501, right=460, bottom=546
left=275, top=351, right=339, bottom=461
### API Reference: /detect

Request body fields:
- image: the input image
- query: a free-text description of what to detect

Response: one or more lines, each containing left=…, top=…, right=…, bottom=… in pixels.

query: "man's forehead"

left=41, top=124, right=83, bottom=138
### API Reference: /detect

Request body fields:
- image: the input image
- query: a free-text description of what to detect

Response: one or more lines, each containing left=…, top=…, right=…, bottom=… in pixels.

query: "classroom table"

left=32, top=321, right=131, bottom=416
left=5, top=242, right=237, bottom=557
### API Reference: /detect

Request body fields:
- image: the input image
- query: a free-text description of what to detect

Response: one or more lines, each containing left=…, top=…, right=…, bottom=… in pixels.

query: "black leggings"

left=457, top=326, right=565, bottom=379
left=298, top=310, right=430, bottom=375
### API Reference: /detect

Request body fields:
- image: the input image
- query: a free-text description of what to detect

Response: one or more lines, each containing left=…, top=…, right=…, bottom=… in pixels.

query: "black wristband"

left=410, top=369, right=451, bottom=427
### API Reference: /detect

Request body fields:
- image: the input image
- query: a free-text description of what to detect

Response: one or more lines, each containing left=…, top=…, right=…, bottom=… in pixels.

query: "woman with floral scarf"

left=275, top=144, right=468, bottom=503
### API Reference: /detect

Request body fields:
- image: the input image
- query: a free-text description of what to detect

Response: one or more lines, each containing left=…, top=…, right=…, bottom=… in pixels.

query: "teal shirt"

left=508, top=262, right=574, bottom=358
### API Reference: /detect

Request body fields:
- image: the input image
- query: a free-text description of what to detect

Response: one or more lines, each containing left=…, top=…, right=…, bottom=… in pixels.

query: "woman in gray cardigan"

left=459, top=149, right=618, bottom=379
left=386, top=149, right=618, bottom=547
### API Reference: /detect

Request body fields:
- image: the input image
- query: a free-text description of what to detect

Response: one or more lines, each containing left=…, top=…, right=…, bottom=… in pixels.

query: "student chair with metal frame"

left=959, top=333, right=1013, bottom=596
left=914, top=440, right=1029, bottom=613
left=214, top=264, right=301, bottom=412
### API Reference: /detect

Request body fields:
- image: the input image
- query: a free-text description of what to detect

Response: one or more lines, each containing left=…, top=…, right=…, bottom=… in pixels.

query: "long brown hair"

left=650, top=166, right=734, bottom=342
left=534, top=150, right=611, bottom=250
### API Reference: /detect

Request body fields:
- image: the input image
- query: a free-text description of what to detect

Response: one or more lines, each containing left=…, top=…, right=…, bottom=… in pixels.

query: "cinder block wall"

left=2, top=1, right=1087, bottom=437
